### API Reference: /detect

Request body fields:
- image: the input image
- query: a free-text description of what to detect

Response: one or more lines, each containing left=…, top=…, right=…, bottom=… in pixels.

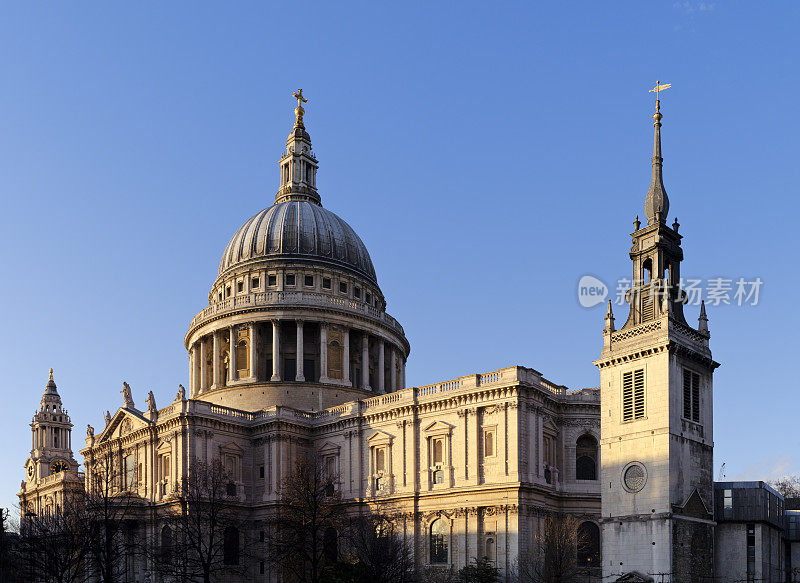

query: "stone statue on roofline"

left=121, top=381, right=134, bottom=409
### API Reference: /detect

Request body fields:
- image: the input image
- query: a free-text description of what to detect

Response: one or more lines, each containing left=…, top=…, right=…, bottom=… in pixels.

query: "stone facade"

left=18, top=95, right=792, bottom=583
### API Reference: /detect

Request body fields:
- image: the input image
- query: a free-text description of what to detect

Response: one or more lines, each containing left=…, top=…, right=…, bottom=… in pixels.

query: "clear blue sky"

left=2, top=2, right=798, bottom=515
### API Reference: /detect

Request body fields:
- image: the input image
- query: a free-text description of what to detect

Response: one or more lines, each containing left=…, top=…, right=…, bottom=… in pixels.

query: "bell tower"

left=19, top=369, right=80, bottom=516
left=595, top=92, right=720, bottom=582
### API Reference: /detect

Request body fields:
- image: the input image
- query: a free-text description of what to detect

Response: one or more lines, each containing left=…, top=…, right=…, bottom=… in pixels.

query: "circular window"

left=622, top=462, right=647, bottom=492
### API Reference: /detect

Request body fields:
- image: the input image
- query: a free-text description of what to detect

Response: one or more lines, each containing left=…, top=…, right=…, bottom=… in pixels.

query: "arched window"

left=576, top=434, right=598, bottom=480
left=485, top=536, right=495, bottom=562
left=323, top=527, right=338, bottom=563
left=430, top=518, right=448, bottom=564
left=236, top=340, right=249, bottom=377
left=160, top=525, right=173, bottom=564
left=577, top=521, right=600, bottom=567
left=223, top=526, right=239, bottom=565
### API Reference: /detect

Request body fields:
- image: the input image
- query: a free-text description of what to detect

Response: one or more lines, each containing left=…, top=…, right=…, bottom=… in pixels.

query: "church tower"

left=595, top=93, right=719, bottom=582
left=19, top=370, right=81, bottom=516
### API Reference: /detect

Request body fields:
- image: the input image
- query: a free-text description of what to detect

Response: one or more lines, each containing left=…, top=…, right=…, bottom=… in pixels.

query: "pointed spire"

left=644, top=99, right=670, bottom=225
left=604, top=300, right=616, bottom=333
left=698, top=300, right=709, bottom=333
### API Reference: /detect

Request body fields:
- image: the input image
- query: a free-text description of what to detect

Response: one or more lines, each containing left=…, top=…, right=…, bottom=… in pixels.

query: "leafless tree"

left=768, top=474, right=800, bottom=499
left=517, top=513, right=591, bottom=583
left=266, top=453, right=346, bottom=583
left=16, top=492, right=89, bottom=583
left=150, top=457, right=249, bottom=583
left=83, top=451, right=143, bottom=583
left=0, top=508, right=20, bottom=583
left=343, top=502, right=416, bottom=583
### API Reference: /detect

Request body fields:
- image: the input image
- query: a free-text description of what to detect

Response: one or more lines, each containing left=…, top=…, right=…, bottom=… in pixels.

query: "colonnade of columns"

left=189, top=320, right=406, bottom=397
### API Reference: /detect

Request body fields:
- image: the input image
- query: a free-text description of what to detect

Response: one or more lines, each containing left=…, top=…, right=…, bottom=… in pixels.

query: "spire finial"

left=604, top=300, right=616, bottom=333
left=644, top=81, right=671, bottom=226
left=698, top=299, right=709, bottom=333
left=293, top=89, right=308, bottom=127
left=49, top=368, right=54, bottom=381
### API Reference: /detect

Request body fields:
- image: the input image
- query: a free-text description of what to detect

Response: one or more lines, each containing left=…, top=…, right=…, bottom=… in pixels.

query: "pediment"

left=367, top=430, right=394, bottom=445
left=542, top=417, right=559, bottom=433
left=99, top=408, right=148, bottom=443
left=616, top=572, right=653, bottom=583
left=422, top=420, right=454, bottom=434
left=156, top=439, right=173, bottom=452
left=317, top=441, right=340, bottom=454
left=219, top=441, right=244, bottom=455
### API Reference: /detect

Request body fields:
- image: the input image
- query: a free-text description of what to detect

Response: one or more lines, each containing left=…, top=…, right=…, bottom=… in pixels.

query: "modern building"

left=17, top=92, right=786, bottom=582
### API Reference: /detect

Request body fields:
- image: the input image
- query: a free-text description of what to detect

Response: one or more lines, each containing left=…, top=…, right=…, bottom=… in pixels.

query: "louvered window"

left=683, top=369, right=701, bottom=422
left=622, top=369, right=645, bottom=422
left=641, top=287, right=655, bottom=321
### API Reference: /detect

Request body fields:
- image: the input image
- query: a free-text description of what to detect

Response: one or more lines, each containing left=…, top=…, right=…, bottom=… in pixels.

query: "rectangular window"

left=622, top=369, right=645, bottom=421
left=259, top=465, right=265, bottom=479
left=304, top=275, right=314, bottom=287
left=354, top=287, right=361, bottom=299
left=226, top=286, right=231, bottom=297
left=268, top=275, right=277, bottom=287
left=124, top=455, right=135, bottom=490
left=237, top=281, right=243, bottom=293
left=683, top=369, right=701, bottom=422
left=251, top=277, right=259, bottom=288
left=286, top=274, right=296, bottom=286
left=366, top=292, right=372, bottom=304
left=322, top=277, right=332, bottom=290
left=483, top=429, right=495, bottom=458
left=339, top=282, right=348, bottom=294
left=723, top=489, right=733, bottom=519
left=746, top=523, right=755, bottom=582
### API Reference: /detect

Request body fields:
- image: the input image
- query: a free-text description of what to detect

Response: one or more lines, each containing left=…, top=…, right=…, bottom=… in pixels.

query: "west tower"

left=19, top=370, right=82, bottom=516
left=595, top=97, right=719, bottom=582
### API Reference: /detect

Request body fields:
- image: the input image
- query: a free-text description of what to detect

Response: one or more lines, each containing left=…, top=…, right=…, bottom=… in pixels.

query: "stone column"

left=469, top=408, right=480, bottom=484
left=377, top=339, right=385, bottom=394
left=212, top=331, right=220, bottom=388
left=537, top=413, right=544, bottom=478
left=390, top=348, right=397, bottom=392
left=249, top=322, right=257, bottom=381
left=271, top=320, right=281, bottom=382
left=362, top=333, right=371, bottom=391
left=319, top=324, right=330, bottom=383
left=199, top=339, right=207, bottom=394
left=400, top=355, right=406, bottom=390
left=343, top=328, right=351, bottom=386
left=295, top=320, right=305, bottom=382
left=228, top=325, right=237, bottom=383
left=188, top=346, right=195, bottom=396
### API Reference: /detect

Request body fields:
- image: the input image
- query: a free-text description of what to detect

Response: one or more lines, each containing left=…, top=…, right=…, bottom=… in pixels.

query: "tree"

left=267, top=454, right=346, bottom=583
left=458, top=557, right=499, bottom=583
left=768, top=474, right=800, bottom=499
left=343, top=504, right=416, bottom=583
left=151, top=457, right=248, bottom=583
left=0, top=508, right=20, bottom=583
left=16, top=492, right=89, bottom=583
left=517, top=513, right=591, bottom=583
left=83, top=451, right=142, bottom=583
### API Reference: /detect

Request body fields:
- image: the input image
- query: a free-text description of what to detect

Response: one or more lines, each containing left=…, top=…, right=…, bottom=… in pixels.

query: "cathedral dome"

left=218, top=200, right=377, bottom=284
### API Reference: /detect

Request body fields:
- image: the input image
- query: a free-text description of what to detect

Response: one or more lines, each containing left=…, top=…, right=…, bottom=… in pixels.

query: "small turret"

left=604, top=300, right=616, bottom=333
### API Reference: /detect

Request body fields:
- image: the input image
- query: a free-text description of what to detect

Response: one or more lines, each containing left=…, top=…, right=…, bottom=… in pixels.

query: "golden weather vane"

left=649, top=80, right=671, bottom=108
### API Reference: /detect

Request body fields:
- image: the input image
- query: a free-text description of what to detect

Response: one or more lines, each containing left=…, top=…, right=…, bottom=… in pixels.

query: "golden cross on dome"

left=293, top=89, right=307, bottom=107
